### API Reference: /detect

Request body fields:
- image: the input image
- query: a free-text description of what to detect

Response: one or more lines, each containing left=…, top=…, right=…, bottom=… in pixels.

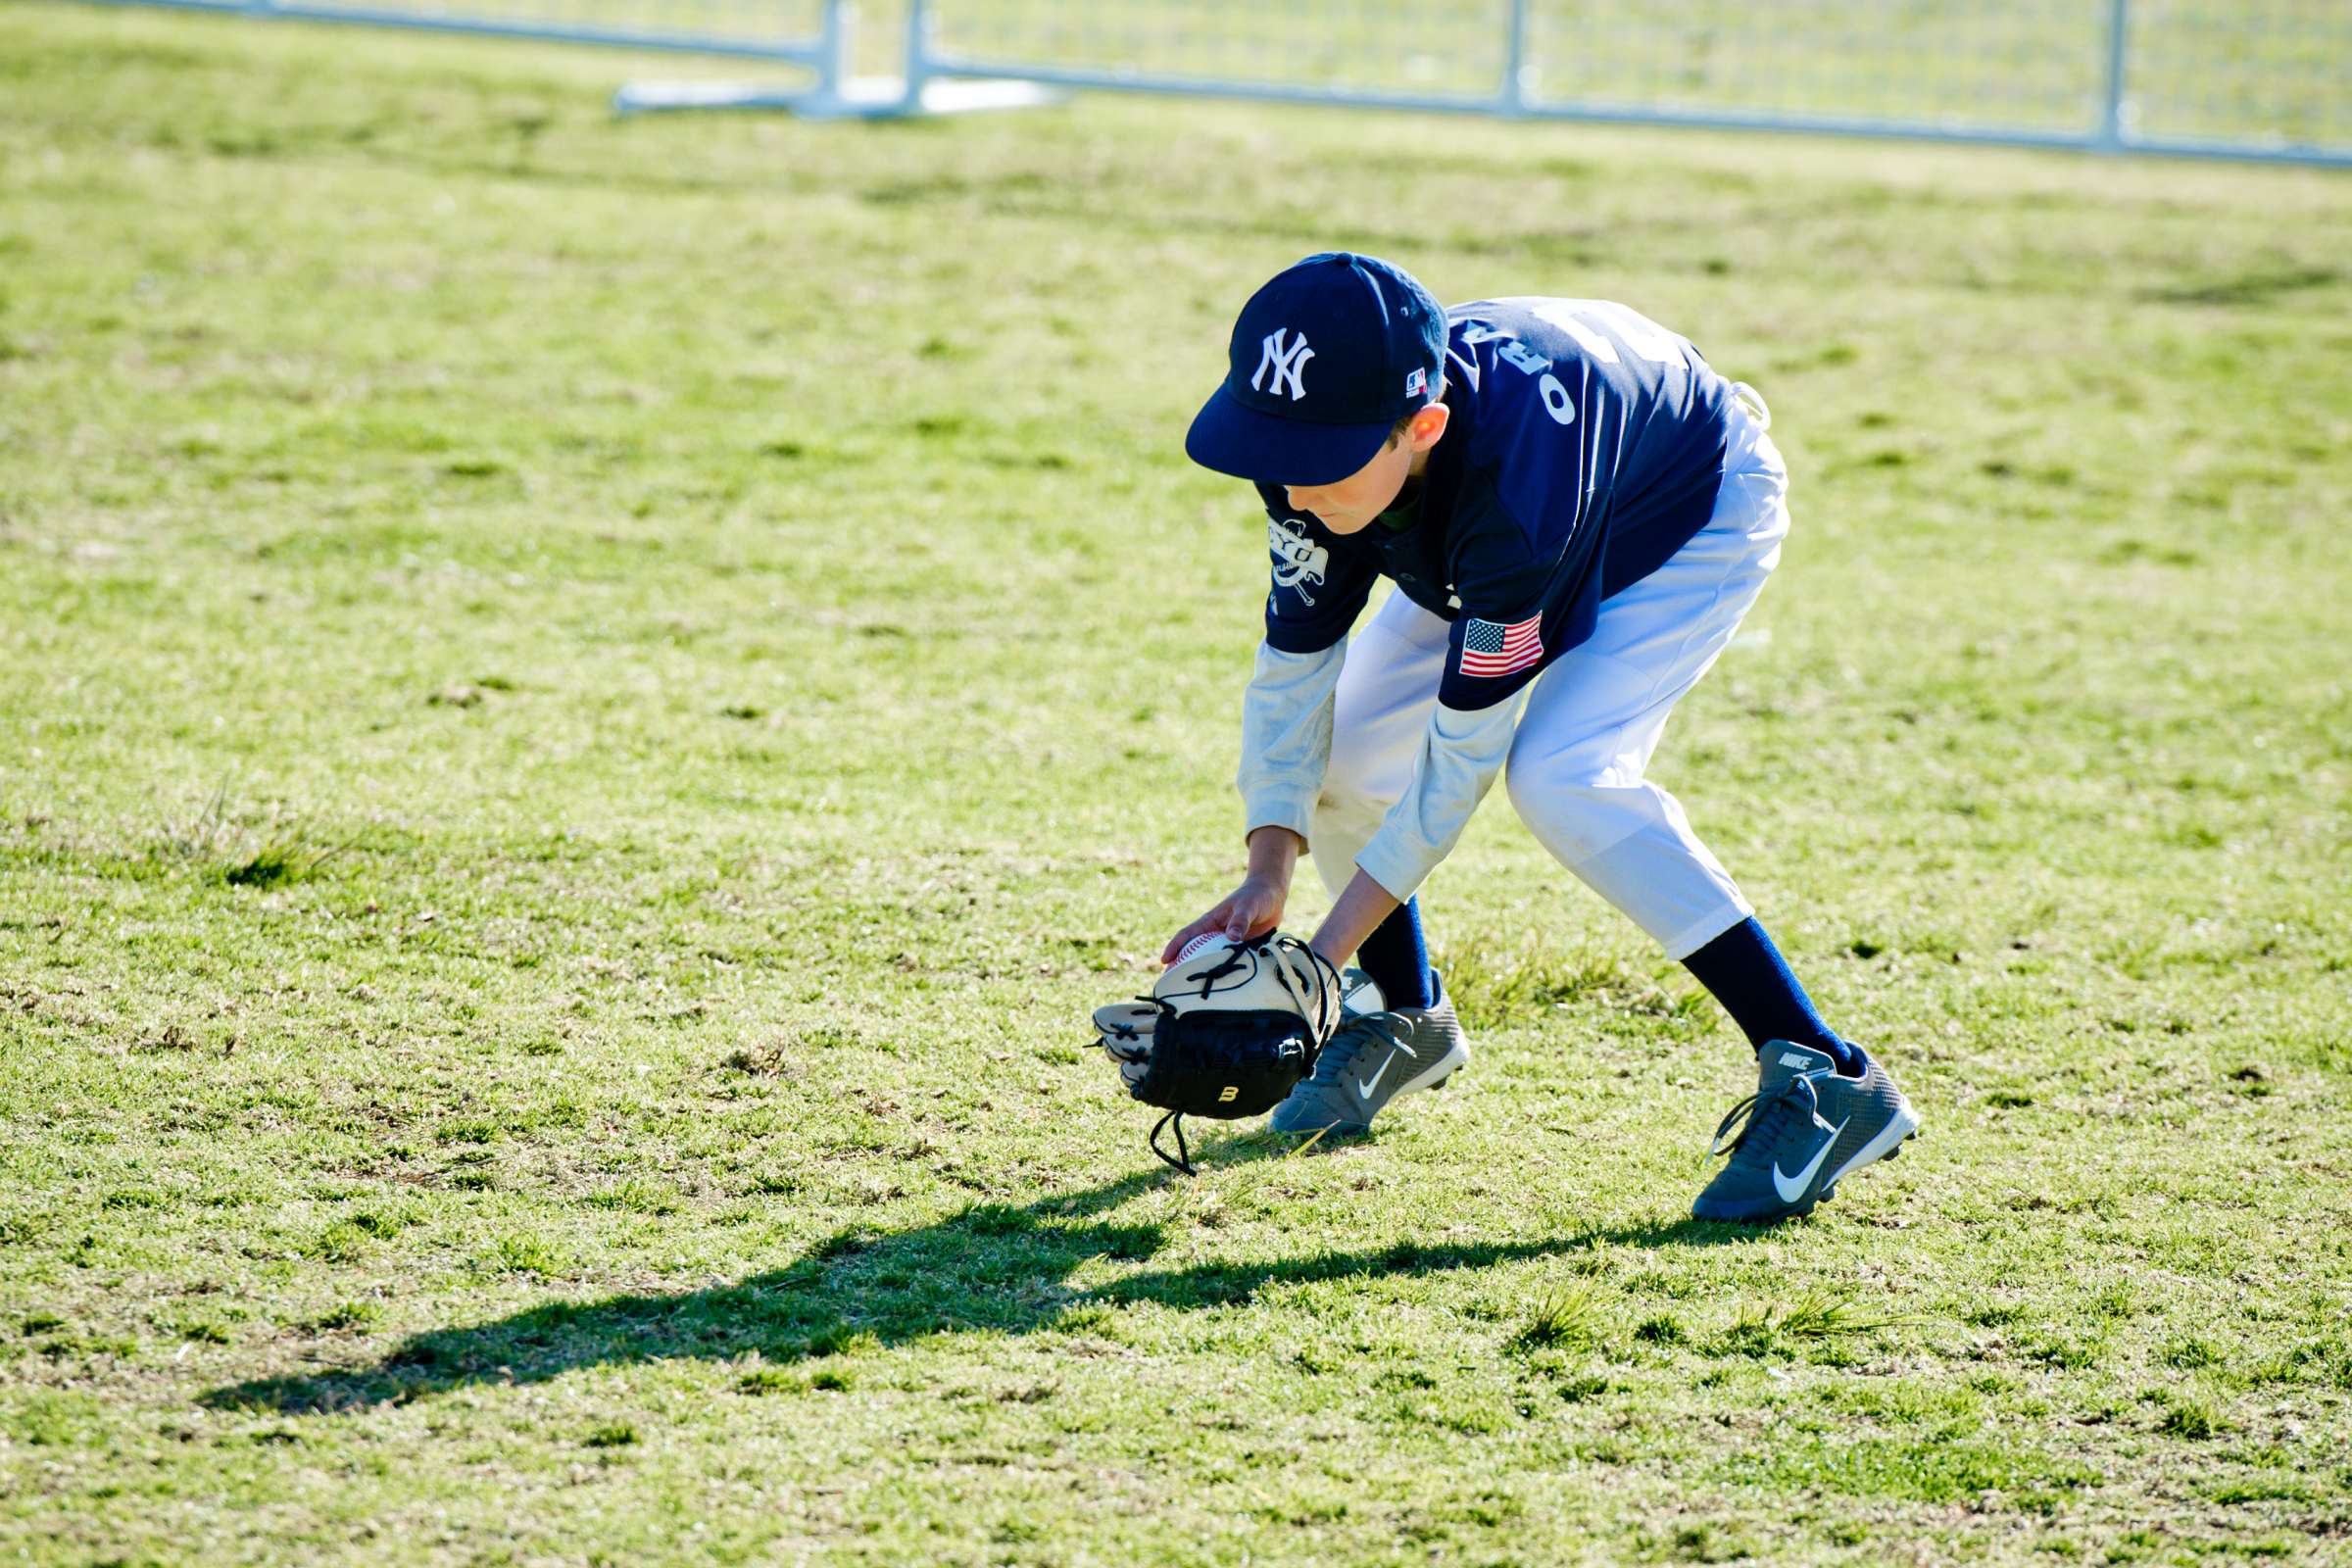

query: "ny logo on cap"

left=1250, top=328, right=1314, bottom=402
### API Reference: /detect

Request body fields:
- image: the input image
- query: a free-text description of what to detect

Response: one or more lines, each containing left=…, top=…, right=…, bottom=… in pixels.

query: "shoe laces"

left=1307, top=1010, right=1415, bottom=1085
left=1708, top=1069, right=1825, bottom=1163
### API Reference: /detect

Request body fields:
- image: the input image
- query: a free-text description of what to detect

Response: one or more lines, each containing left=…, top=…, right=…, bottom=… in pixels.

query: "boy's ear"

left=1409, top=401, right=1450, bottom=451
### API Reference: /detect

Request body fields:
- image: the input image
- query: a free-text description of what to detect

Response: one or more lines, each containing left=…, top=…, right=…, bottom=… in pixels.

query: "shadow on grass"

left=209, top=1132, right=1757, bottom=1414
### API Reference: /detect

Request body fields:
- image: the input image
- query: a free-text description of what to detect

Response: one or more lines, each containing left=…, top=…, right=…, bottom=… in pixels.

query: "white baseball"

left=1174, top=931, right=1231, bottom=964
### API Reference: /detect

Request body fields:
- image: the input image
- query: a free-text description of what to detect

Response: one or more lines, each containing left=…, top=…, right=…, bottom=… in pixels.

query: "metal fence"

left=77, top=0, right=2352, bottom=165
left=96, top=0, right=850, bottom=95
left=906, top=0, right=2352, bottom=165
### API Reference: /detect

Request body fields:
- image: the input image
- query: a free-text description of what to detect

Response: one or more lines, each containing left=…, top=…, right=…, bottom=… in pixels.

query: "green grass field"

left=4, top=6, right=2351, bottom=1563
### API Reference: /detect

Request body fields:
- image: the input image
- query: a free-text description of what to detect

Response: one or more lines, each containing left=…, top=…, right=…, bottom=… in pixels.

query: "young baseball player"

left=1163, top=252, right=1918, bottom=1223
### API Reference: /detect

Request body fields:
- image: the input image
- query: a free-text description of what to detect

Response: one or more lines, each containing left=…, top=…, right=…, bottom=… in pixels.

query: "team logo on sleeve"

left=1267, top=517, right=1330, bottom=605
left=1250, top=329, right=1315, bottom=402
left=1457, top=613, right=1544, bottom=678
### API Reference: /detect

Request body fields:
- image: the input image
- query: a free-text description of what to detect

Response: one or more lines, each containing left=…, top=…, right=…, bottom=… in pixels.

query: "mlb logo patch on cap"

left=1405, top=367, right=1428, bottom=398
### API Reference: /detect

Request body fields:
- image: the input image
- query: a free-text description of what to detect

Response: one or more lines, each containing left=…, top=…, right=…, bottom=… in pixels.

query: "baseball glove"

left=1092, top=932, right=1346, bottom=1174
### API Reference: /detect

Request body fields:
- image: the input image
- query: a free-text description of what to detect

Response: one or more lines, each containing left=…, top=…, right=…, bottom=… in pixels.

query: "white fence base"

left=613, top=74, right=1061, bottom=121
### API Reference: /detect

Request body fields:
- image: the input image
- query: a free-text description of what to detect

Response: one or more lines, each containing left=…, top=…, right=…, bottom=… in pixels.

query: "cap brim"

left=1185, top=384, right=1392, bottom=488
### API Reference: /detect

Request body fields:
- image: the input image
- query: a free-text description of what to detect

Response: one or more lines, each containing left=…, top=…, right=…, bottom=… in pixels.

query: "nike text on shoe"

left=1269, top=983, right=1471, bottom=1136
left=1690, top=1041, right=1919, bottom=1223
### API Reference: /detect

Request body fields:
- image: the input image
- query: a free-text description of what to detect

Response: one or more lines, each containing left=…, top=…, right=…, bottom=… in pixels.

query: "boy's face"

left=1280, top=402, right=1449, bottom=535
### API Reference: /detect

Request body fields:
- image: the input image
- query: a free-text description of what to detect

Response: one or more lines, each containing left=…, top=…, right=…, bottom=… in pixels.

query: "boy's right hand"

left=1161, top=876, right=1287, bottom=966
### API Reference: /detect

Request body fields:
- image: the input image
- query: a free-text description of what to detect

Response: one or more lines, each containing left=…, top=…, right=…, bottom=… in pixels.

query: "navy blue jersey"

left=1258, top=298, right=1733, bottom=710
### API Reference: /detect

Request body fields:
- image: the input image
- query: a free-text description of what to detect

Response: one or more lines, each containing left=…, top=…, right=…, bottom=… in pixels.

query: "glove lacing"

left=1169, top=933, right=1345, bottom=1040
left=1148, top=1108, right=1196, bottom=1177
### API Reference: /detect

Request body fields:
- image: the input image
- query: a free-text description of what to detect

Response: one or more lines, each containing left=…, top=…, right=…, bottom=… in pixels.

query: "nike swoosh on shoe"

left=1772, top=1117, right=1849, bottom=1203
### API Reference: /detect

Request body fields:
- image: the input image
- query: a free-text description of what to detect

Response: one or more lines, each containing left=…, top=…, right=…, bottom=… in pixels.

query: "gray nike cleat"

left=1269, top=975, right=1471, bottom=1136
left=1691, top=1041, right=1920, bottom=1223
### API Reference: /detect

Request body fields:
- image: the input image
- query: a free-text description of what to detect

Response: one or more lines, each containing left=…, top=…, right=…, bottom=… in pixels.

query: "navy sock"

left=1355, top=897, right=1435, bottom=1010
left=1682, top=917, right=1860, bottom=1075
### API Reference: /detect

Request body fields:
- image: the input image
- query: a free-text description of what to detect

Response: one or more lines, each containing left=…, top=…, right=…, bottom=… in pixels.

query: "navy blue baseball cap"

left=1186, top=252, right=1446, bottom=487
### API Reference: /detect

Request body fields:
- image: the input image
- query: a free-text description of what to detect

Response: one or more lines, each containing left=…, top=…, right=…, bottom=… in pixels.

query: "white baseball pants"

left=1309, top=394, right=1787, bottom=961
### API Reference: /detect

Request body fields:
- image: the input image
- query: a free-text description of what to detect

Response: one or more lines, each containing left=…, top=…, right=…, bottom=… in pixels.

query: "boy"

left=1161, top=252, right=1917, bottom=1223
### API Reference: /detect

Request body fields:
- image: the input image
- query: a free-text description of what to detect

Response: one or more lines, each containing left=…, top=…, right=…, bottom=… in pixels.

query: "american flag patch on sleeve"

left=1457, top=613, right=1544, bottom=678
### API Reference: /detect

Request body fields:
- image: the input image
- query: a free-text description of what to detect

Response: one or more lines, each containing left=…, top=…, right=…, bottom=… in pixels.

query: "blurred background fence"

left=74, top=0, right=2352, bottom=165
left=93, top=0, right=844, bottom=74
